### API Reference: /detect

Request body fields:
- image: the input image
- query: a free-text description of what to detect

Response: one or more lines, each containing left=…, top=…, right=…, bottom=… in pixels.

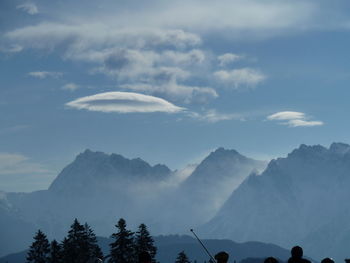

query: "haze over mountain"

left=0, top=147, right=263, bottom=257
left=160, top=148, right=266, bottom=231
left=201, top=143, right=350, bottom=262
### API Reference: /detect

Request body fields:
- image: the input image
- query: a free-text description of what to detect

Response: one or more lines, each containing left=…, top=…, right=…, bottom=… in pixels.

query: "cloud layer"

left=16, top=2, right=38, bottom=15
left=218, top=53, right=243, bottom=66
left=189, top=109, right=243, bottom=123
left=66, top=92, right=185, bottom=113
left=0, top=153, right=49, bottom=175
left=214, top=68, right=266, bottom=88
left=267, top=111, right=324, bottom=127
left=28, top=71, right=63, bottom=79
left=5, top=15, right=267, bottom=104
left=62, top=83, right=79, bottom=91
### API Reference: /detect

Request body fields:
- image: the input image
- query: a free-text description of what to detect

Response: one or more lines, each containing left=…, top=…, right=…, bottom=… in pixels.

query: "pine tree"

left=62, top=219, right=102, bottom=263
left=83, top=223, right=103, bottom=259
left=27, top=230, right=50, bottom=263
left=109, top=218, right=135, bottom=263
left=175, top=251, right=191, bottom=263
left=135, top=223, right=157, bottom=263
left=48, top=240, right=62, bottom=263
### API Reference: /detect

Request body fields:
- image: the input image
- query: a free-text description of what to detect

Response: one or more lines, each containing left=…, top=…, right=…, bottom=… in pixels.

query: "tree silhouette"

left=48, top=240, right=62, bottom=263
left=27, top=230, right=50, bottom=263
left=62, top=219, right=102, bottom=263
left=109, top=218, right=135, bottom=263
left=84, top=223, right=103, bottom=259
left=135, top=223, right=157, bottom=263
left=175, top=251, right=191, bottom=263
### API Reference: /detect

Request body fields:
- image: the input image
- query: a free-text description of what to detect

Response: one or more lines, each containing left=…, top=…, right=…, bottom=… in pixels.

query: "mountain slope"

left=153, top=148, right=267, bottom=233
left=201, top=143, right=350, bottom=262
left=1, top=150, right=173, bottom=257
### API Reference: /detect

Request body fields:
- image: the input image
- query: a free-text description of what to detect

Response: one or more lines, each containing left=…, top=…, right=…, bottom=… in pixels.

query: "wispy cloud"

left=218, top=53, right=244, bottom=66
left=120, top=81, right=218, bottom=104
left=6, top=25, right=200, bottom=51
left=0, top=153, right=49, bottom=175
left=214, top=68, right=266, bottom=88
left=16, top=2, right=38, bottom=15
left=0, top=44, right=23, bottom=53
left=62, top=83, right=79, bottom=91
left=267, top=111, right=324, bottom=127
left=5, top=25, right=215, bottom=103
left=66, top=91, right=185, bottom=113
left=28, top=71, right=63, bottom=79
left=0, top=153, right=56, bottom=192
left=188, top=109, right=243, bottom=123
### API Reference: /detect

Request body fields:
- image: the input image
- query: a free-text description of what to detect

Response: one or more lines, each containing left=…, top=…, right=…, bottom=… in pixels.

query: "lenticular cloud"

left=66, top=91, right=185, bottom=113
left=267, top=111, right=323, bottom=127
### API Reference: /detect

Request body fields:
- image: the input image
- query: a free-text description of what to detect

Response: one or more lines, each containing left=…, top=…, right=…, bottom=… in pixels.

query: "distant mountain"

left=0, top=192, right=36, bottom=257
left=181, top=148, right=266, bottom=215
left=49, top=149, right=171, bottom=194
left=201, top=143, right=350, bottom=262
left=0, top=150, right=173, bottom=257
left=0, top=148, right=263, bottom=257
left=157, top=148, right=266, bottom=232
left=0, top=235, right=292, bottom=263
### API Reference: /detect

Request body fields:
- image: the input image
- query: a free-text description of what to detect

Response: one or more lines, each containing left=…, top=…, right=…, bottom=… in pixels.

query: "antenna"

left=190, top=229, right=216, bottom=263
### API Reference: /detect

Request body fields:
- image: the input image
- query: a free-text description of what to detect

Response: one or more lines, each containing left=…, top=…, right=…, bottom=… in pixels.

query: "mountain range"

left=201, top=143, right=350, bottom=262
left=2, top=143, right=350, bottom=262
left=0, top=147, right=264, bottom=257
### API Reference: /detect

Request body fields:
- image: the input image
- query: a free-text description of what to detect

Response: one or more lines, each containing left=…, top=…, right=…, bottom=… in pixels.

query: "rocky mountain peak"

left=49, top=149, right=171, bottom=192
left=329, top=142, right=350, bottom=155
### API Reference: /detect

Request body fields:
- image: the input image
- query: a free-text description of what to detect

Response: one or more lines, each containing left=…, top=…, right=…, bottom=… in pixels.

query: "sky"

left=1, top=0, right=350, bottom=192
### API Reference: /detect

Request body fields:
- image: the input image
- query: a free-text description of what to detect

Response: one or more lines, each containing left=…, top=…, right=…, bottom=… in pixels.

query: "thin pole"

left=190, top=229, right=217, bottom=263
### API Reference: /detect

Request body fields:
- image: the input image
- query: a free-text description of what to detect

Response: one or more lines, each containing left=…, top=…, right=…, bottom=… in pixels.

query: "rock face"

left=49, top=149, right=171, bottom=194
left=1, top=150, right=173, bottom=256
left=0, top=148, right=263, bottom=257
left=201, top=143, right=350, bottom=262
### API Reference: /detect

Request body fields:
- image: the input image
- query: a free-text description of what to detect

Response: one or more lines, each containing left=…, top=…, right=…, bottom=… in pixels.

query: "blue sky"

left=1, top=0, right=350, bottom=192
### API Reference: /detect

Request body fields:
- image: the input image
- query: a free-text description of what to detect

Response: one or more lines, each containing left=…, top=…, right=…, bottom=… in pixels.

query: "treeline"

left=26, top=218, right=192, bottom=263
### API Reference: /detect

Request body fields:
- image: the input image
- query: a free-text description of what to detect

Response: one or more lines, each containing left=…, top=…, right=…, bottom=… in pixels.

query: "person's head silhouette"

left=215, top=251, right=229, bottom=263
left=264, top=257, right=279, bottom=263
left=321, top=258, right=334, bottom=263
left=291, top=246, right=303, bottom=259
left=138, top=251, right=152, bottom=263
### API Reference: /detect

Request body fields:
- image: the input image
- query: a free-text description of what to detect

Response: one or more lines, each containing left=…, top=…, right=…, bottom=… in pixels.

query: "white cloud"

left=267, top=111, right=305, bottom=121
left=6, top=24, right=216, bottom=104
left=218, top=53, right=243, bottom=66
left=267, top=111, right=324, bottom=127
left=16, top=2, right=38, bottom=15
left=143, top=0, right=315, bottom=32
left=189, top=109, right=243, bottom=123
left=0, top=153, right=56, bottom=192
left=62, top=83, right=79, bottom=91
left=28, top=71, right=63, bottom=79
left=6, top=25, right=200, bottom=51
left=161, top=49, right=205, bottom=65
left=288, top=119, right=324, bottom=127
left=66, top=91, right=185, bottom=113
left=120, top=81, right=218, bottom=104
left=214, top=68, right=266, bottom=88
left=0, top=44, right=23, bottom=53
left=0, top=153, right=49, bottom=175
